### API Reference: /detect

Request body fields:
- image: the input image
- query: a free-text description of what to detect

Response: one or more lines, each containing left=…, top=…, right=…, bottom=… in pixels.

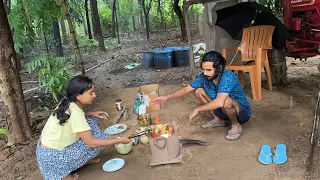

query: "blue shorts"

left=214, top=103, right=251, bottom=124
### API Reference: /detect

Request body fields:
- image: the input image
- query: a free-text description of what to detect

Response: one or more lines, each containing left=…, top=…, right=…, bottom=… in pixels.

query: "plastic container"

left=153, top=49, right=173, bottom=69
left=142, top=50, right=154, bottom=69
left=173, top=46, right=190, bottom=67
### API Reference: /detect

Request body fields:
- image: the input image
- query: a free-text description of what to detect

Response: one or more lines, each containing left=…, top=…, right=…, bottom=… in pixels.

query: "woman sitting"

left=36, top=75, right=131, bottom=180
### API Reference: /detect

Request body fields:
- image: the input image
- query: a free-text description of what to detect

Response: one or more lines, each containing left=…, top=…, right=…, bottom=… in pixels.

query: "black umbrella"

left=215, top=2, right=290, bottom=49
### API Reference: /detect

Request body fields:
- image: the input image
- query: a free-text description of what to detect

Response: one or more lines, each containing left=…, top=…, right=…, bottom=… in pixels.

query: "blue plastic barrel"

left=153, top=49, right=173, bottom=69
left=173, top=46, right=190, bottom=67
left=143, top=50, right=154, bottom=69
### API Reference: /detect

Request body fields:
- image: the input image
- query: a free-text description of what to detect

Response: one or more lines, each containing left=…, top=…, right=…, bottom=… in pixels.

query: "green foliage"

left=27, top=54, right=73, bottom=102
left=8, top=0, right=62, bottom=53
left=0, top=128, right=8, bottom=136
left=98, top=0, right=113, bottom=34
left=8, top=2, right=35, bottom=53
left=104, top=39, right=121, bottom=51
left=117, top=0, right=140, bottom=32
left=78, top=37, right=99, bottom=53
left=259, top=0, right=282, bottom=11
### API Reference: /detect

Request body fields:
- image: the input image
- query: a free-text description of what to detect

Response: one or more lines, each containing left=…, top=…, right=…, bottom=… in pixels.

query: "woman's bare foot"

left=86, top=158, right=100, bottom=165
left=63, top=173, right=79, bottom=180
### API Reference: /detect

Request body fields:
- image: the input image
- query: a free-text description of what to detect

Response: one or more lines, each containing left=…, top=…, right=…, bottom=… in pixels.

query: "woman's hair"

left=201, top=51, right=226, bottom=80
left=53, top=75, right=93, bottom=125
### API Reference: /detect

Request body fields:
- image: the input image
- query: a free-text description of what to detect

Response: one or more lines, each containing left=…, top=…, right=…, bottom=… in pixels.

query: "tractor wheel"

left=269, top=48, right=287, bottom=86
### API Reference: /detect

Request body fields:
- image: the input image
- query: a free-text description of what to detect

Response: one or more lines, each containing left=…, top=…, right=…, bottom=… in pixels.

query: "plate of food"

left=151, top=124, right=173, bottom=139
left=104, top=124, right=127, bottom=135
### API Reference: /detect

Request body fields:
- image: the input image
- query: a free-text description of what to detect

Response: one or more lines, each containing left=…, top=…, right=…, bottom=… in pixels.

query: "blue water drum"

left=172, top=46, right=190, bottom=67
left=142, top=50, right=154, bottom=69
left=153, top=49, right=173, bottom=69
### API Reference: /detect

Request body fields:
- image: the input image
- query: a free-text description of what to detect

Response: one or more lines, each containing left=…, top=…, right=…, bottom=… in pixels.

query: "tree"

left=3, top=0, right=10, bottom=14
left=84, top=0, right=92, bottom=39
left=62, top=0, right=85, bottom=75
left=157, top=0, right=165, bottom=29
left=173, top=0, right=187, bottom=40
left=132, top=14, right=136, bottom=31
left=0, top=1, right=32, bottom=143
left=111, top=0, right=117, bottom=38
left=90, top=0, right=105, bottom=51
left=53, top=20, right=64, bottom=57
left=115, top=0, right=120, bottom=43
left=60, top=19, right=68, bottom=44
left=139, top=0, right=152, bottom=39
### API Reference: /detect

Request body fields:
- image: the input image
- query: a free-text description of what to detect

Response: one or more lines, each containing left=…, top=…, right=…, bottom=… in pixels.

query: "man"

left=152, top=51, right=252, bottom=141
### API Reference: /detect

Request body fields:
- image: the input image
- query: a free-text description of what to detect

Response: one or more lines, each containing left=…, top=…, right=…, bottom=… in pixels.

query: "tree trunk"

left=158, top=0, right=165, bottom=29
left=270, top=49, right=287, bottom=86
left=53, top=20, right=64, bottom=57
left=43, top=32, right=49, bottom=54
left=173, top=0, right=187, bottom=41
left=60, top=19, right=68, bottom=44
left=90, top=0, right=105, bottom=51
left=115, top=2, right=120, bottom=43
left=139, top=10, right=144, bottom=27
left=84, top=0, right=92, bottom=39
left=0, top=2, right=32, bottom=143
left=3, top=0, right=9, bottom=14
left=62, top=0, right=85, bottom=75
left=83, top=15, right=88, bottom=36
left=140, top=0, right=152, bottom=39
left=132, top=15, right=136, bottom=31
left=112, top=0, right=116, bottom=38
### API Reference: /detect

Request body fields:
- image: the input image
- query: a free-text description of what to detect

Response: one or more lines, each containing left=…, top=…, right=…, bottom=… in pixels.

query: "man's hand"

left=86, top=111, right=109, bottom=119
left=189, top=108, right=199, bottom=122
left=152, top=96, right=169, bottom=105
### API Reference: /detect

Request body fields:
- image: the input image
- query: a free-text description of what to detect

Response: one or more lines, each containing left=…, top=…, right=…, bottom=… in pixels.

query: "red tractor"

left=283, top=0, right=320, bottom=59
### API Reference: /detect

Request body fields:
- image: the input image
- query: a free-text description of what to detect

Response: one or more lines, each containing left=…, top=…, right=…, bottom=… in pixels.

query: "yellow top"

left=41, top=102, right=91, bottom=151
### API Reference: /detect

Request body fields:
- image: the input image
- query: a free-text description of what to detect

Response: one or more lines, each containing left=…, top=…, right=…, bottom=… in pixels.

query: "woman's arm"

left=77, top=130, right=131, bottom=148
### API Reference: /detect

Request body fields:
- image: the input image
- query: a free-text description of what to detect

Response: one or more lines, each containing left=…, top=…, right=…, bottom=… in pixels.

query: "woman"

left=36, top=75, right=131, bottom=180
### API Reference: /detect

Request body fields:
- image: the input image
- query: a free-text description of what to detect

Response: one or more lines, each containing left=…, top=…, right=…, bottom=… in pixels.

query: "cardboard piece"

left=137, top=84, right=161, bottom=112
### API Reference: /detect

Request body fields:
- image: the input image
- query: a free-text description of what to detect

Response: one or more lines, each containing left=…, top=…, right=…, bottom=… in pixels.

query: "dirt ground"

left=1, top=26, right=320, bottom=180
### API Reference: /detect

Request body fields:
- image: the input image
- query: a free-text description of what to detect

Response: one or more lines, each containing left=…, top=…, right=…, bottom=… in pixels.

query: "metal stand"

left=307, top=92, right=320, bottom=172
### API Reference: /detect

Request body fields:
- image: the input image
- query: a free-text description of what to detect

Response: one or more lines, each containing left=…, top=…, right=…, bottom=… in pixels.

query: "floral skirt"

left=36, top=117, right=107, bottom=180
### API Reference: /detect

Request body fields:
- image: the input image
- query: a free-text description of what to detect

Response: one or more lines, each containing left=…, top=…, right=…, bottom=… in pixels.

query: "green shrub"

left=78, top=38, right=99, bottom=48
left=105, top=39, right=122, bottom=51
left=27, top=54, right=73, bottom=102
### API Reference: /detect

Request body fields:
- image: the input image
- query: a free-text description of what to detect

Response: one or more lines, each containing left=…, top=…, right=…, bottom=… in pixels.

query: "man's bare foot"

left=86, top=158, right=100, bottom=165
left=225, top=124, right=243, bottom=141
left=63, top=173, right=79, bottom=180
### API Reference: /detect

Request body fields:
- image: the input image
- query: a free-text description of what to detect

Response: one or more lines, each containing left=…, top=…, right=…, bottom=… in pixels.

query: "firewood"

left=113, top=107, right=126, bottom=124
left=122, top=108, right=129, bottom=122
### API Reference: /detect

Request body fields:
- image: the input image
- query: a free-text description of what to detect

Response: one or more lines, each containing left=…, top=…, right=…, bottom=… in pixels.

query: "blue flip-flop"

left=258, top=144, right=272, bottom=165
left=273, top=144, right=287, bottom=164
left=201, top=121, right=226, bottom=128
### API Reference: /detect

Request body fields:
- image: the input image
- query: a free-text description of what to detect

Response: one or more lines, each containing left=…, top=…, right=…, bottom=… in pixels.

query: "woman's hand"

left=86, top=111, right=109, bottom=119
left=116, top=137, right=132, bottom=144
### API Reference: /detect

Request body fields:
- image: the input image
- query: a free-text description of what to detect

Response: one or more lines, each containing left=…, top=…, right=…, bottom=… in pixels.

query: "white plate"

left=102, top=158, right=125, bottom=172
left=104, top=124, right=127, bottom=135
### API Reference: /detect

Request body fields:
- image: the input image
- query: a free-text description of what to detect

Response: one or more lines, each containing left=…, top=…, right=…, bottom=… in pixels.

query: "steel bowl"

left=137, top=114, right=151, bottom=126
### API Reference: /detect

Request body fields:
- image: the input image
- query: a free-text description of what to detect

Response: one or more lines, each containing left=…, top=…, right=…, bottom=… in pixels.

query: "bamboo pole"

left=62, top=0, right=85, bottom=75
left=183, top=1, right=195, bottom=77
